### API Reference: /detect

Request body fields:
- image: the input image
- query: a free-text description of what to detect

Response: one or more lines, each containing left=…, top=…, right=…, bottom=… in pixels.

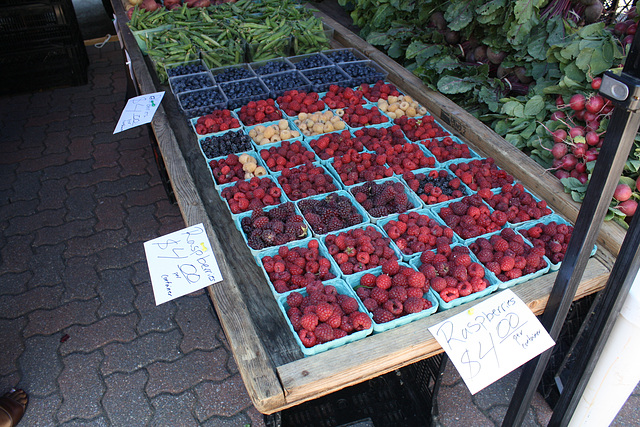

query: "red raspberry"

left=407, top=271, right=426, bottom=288
left=370, top=287, right=389, bottom=304
left=458, top=281, right=473, bottom=297
left=388, top=286, right=408, bottom=302
left=499, top=256, right=516, bottom=272
left=381, top=259, right=400, bottom=275
left=372, top=308, right=395, bottom=324
left=360, top=273, right=377, bottom=287
left=440, top=287, right=460, bottom=303
left=430, top=276, right=447, bottom=293
left=406, top=287, right=424, bottom=298
left=492, top=237, right=509, bottom=252
left=376, top=274, right=392, bottom=290
left=287, top=292, right=304, bottom=308
left=340, top=296, right=359, bottom=315
left=403, top=297, right=424, bottom=314
left=384, top=299, right=404, bottom=316
left=315, top=323, right=335, bottom=343
left=316, top=302, right=334, bottom=322
left=300, top=313, right=319, bottom=331
left=350, top=311, right=372, bottom=331
left=298, top=329, right=317, bottom=348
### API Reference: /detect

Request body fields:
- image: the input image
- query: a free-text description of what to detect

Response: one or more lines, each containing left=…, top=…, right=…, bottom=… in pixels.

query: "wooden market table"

left=111, top=1, right=624, bottom=415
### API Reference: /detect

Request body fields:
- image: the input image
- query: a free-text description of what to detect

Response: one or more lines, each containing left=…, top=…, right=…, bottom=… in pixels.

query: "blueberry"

left=292, top=54, right=330, bottom=70
left=302, top=66, right=351, bottom=91
left=199, top=130, right=252, bottom=158
left=340, top=62, right=386, bottom=86
left=214, top=66, right=255, bottom=83
left=179, top=87, right=226, bottom=118
left=166, top=63, right=207, bottom=77
left=260, top=71, right=309, bottom=93
left=170, top=73, right=214, bottom=94
left=324, top=49, right=360, bottom=64
left=221, top=78, right=269, bottom=109
left=252, top=60, right=294, bottom=76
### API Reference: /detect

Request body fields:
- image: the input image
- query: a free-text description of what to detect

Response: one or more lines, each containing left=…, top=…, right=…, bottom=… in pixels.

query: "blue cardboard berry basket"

left=256, top=138, right=320, bottom=175
left=486, top=184, right=555, bottom=228
left=321, top=222, right=403, bottom=279
left=209, top=63, right=256, bottom=84
left=376, top=208, right=460, bottom=263
left=177, top=86, right=228, bottom=119
left=259, top=70, right=314, bottom=99
left=305, top=129, right=363, bottom=162
left=197, top=128, right=252, bottom=161
left=431, top=195, right=503, bottom=242
left=277, top=278, right=374, bottom=357
left=346, top=265, right=439, bottom=333
left=409, top=245, right=500, bottom=311
left=272, top=162, right=343, bottom=202
left=338, top=60, right=389, bottom=88
left=325, top=154, right=393, bottom=189
left=301, top=65, right=353, bottom=93
left=256, top=238, right=342, bottom=298
left=169, top=71, right=215, bottom=96
left=207, top=150, right=267, bottom=190
left=232, top=104, right=284, bottom=129
left=347, top=176, right=424, bottom=224
left=445, top=157, right=516, bottom=192
left=288, top=52, right=333, bottom=70
left=219, top=175, right=286, bottom=216
left=466, top=229, right=551, bottom=290
left=337, top=104, right=392, bottom=130
left=190, top=109, right=242, bottom=139
left=322, top=48, right=368, bottom=64
left=419, top=135, right=482, bottom=167
left=513, top=213, right=597, bottom=271
left=249, top=57, right=295, bottom=76
left=220, top=77, right=271, bottom=110
left=296, top=190, right=370, bottom=236
left=379, top=142, right=441, bottom=177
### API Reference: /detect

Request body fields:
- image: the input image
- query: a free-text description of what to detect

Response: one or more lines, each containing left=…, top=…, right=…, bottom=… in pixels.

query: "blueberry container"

left=198, top=129, right=252, bottom=160
left=273, top=162, right=342, bottom=202
left=169, top=71, right=215, bottom=95
left=177, top=86, right=227, bottom=119
left=301, top=65, right=353, bottom=93
left=259, top=70, right=313, bottom=98
left=277, top=278, right=373, bottom=357
left=339, top=60, right=389, bottom=87
left=297, top=190, right=370, bottom=236
left=322, top=48, right=368, bottom=64
left=220, top=77, right=271, bottom=110
left=257, top=238, right=342, bottom=297
left=347, top=265, right=439, bottom=333
left=347, top=176, right=423, bottom=223
left=288, top=52, right=332, bottom=70
left=165, top=59, right=208, bottom=78
left=249, top=57, right=295, bottom=76
left=210, top=63, right=256, bottom=84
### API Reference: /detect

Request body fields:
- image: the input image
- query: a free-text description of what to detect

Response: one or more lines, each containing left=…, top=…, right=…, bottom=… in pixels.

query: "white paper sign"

left=114, top=91, right=165, bottom=133
left=144, top=223, right=223, bottom=305
left=428, top=289, right=555, bottom=394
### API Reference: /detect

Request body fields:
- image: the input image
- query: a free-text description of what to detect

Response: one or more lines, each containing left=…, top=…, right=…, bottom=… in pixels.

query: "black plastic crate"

left=265, top=354, right=447, bottom=427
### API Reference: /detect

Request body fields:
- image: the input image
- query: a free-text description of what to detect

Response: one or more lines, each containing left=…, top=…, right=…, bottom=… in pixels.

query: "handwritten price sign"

left=429, top=289, right=554, bottom=394
left=144, top=223, right=223, bottom=305
left=114, top=91, right=164, bottom=133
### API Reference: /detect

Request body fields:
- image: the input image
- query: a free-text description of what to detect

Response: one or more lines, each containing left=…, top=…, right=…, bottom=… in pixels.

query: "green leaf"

left=502, top=100, right=525, bottom=118
left=477, top=0, right=506, bottom=16
left=444, top=2, right=474, bottom=31
left=437, top=75, right=476, bottom=94
left=577, top=22, right=606, bottom=38
left=387, top=40, right=404, bottom=59
left=589, top=48, right=612, bottom=76
left=562, top=62, right=586, bottom=83
left=524, top=95, right=545, bottom=116
left=405, top=40, right=442, bottom=63
left=571, top=191, right=585, bottom=202
left=365, top=32, right=391, bottom=47
left=493, top=119, right=510, bottom=135
left=559, top=42, right=580, bottom=61
left=575, top=47, right=595, bottom=72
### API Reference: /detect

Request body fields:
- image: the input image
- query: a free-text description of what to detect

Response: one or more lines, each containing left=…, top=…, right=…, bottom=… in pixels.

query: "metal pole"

left=501, top=30, right=640, bottom=427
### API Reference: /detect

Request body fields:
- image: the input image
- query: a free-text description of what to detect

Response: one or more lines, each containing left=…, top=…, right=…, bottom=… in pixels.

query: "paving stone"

left=118, top=147, right=150, bottom=177
left=0, top=200, right=39, bottom=223
left=65, top=166, right=120, bottom=190
left=27, top=243, right=66, bottom=289
left=158, top=214, right=186, bottom=236
left=150, top=390, right=199, bottom=427
left=42, top=130, right=72, bottom=155
left=19, top=125, right=48, bottom=148
left=93, top=102, right=118, bottom=124
left=25, top=109, right=71, bottom=127
left=94, top=244, right=146, bottom=272
left=23, top=298, right=99, bottom=337
left=38, top=178, right=69, bottom=211
left=94, top=195, right=126, bottom=231
left=246, top=405, right=267, bottom=427
left=8, top=171, right=42, bottom=201
left=0, top=147, right=44, bottom=169
left=134, top=283, right=177, bottom=334
left=4, top=208, right=66, bottom=237
left=0, top=284, right=64, bottom=319
left=57, top=351, right=105, bottom=423
left=146, top=348, right=230, bottom=398
left=63, top=228, right=129, bottom=258
left=103, top=370, right=152, bottom=426
left=436, top=381, right=494, bottom=427
left=531, top=393, right=552, bottom=426
left=18, top=335, right=63, bottom=395
left=19, top=153, right=70, bottom=173
left=201, top=412, right=255, bottom=427
left=94, top=175, right=152, bottom=199
left=174, top=294, right=222, bottom=353
left=92, top=141, right=120, bottom=169
left=473, top=368, right=521, bottom=410
left=486, top=404, right=541, bottom=426
left=60, top=312, right=139, bottom=356
left=61, top=256, right=100, bottom=302
left=69, top=122, right=115, bottom=139
left=0, top=373, right=20, bottom=395
left=126, top=205, right=162, bottom=243
left=59, top=417, right=110, bottom=427
left=194, top=373, right=254, bottom=419
left=97, top=267, right=137, bottom=317
left=155, top=196, right=181, bottom=219
left=67, top=136, right=95, bottom=162
left=35, top=219, right=96, bottom=247
left=42, top=159, right=95, bottom=181
left=65, top=187, right=98, bottom=221
left=15, top=392, right=62, bottom=427
left=47, top=112, right=95, bottom=133
left=101, top=329, right=183, bottom=375
left=0, top=317, right=26, bottom=376
left=124, top=185, right=170, bottom=210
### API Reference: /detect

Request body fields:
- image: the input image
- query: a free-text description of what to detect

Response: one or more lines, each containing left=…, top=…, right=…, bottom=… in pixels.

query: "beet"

left=584, top=1, right=604, bottom=24
left=486, top=47, right=507, bottom=65
left=444, top=30, right=460, bottom=45
left=430, top=12, right=447, bottom=31
left=473, top=45, right=488, bottom=63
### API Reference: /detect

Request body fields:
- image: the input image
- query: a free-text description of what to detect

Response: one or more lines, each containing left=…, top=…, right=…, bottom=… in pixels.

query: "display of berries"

left=351, top=125, right=408, bottom=152
left=470, top=228, right=548, bottom=282
left=322, top=85, right=367, bottom=109
left=437, top=194, right=506, bottom=240
left=395, top=115, right=448, bottom=141
left=298, top=192, right=364, bottom=234
left=259, top=140, right=317, bottom=172
left=199, top=130, right=252, bottom=159
left=209, top=152, right=267, bottom=185
left=324, top=225, right=399, bottom=275
left=350, top=180, right=416, bottom=219
left=237, top=99, right=282, bottom=126
left=294, top=110, right=347, bottom=136
left=354, top=260, right=433, bottom=324
left=285, top=282, right=372, bottom=348
left=448, top=158, right=515, bottom=191
left=478, top=184, right=552, bottom=225
left=340, top=62, right=386, bottom=87
left=220, top=176, right=284, bottom=214
left=248, top=120, right=301, bottom=146
left=420, top=136, right=474, bottom=163
left=377, top=94, right=428, bottom=119
left=307, top=130, right=364, bottom=161
left=277, top=163, right=338, bottom=201
left=359, top=81, right=402, bottom=103
left=276, top=90, right=326, bottom=116
left=194, top=109, right=241, bottom=135
left=414, top=245, right=491, bottom=304
left=239, top=202, right=308, bottom=250
left=330, top=149, right=392, bottom=186
left=403, top=170, right=467, bottom=206
left=340, top=105, right=389, bottom=128
left=519, top=219, right=575, bottom=265
left=382, top=211, right=455, bottom=256
left=260, top=240, right=337, bottom=294
left=373, top=142, right=436, bottom=175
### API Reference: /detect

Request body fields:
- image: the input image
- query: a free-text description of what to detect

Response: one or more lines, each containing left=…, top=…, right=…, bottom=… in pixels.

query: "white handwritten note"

left=144, top=223, right=223, bottom=305
left=114, top=91, right=165, bottom=133
left=428, top=289, right=554, bottom=394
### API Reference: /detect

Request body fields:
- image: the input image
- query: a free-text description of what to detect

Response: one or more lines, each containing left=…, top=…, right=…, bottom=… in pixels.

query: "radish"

left=614, top=183, right=632, bottom=201
left=615, top=22, right=629, bottom=36
left=575, top=161, right=587, bottom=174
left=585, top=95, right=605, bottom=114
left=569, top=94, right=586, bottom=111
left=585, top=148, right=599, bottom=162
left=577, top=173, right=589, bottom=184
left=591, top=77, right=602, bottom=90
left=560, top=153, right=578, bottom=171
left=550, top=110, right=566, bottom=121
left=572, top=142, right=587, bottom=159
left=617, top=200, right=637, bottom=216
left=555, top=170, right=570, bottom=179
left=556, top=95, right=565, bottom=109
left=585, top=131, right=600, bottom=146
left=552, top=129, right=567, bottom=143
left=551, top=142, right=569, bottom=159
left=569, top=126, right=585, bottom=138
left=573, top=109, right=586, bottom=121
left=583, top=111, right=598, bottom=122
left=636, top=175, right=640, bottom=192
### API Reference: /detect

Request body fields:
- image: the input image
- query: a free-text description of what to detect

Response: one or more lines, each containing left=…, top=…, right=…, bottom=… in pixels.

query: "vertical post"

left=501, top=30, right=640, bottom=427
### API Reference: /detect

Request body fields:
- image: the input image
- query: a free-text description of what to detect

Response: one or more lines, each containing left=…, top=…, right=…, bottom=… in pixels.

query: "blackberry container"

left=296, top=190, right=370, bottom=236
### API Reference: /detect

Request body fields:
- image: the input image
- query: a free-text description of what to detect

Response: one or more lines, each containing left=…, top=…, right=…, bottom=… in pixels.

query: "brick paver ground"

left=0, top=38, right=637, bottom=427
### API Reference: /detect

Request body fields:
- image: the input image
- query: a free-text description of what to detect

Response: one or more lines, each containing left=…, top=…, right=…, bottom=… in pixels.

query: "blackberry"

left=199, top=131, right=252, bottom=158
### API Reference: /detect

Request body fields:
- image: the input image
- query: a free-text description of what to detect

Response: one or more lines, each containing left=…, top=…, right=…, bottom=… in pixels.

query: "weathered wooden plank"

left=276, top=256, right=609, bottom=409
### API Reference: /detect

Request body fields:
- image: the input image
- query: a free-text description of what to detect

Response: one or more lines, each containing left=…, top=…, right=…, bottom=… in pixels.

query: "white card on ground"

left=114, top=91, right=164, bottom=133
left=144, top=223, right=223, bottom=305
left=428, top=289, right=555, bottom=394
